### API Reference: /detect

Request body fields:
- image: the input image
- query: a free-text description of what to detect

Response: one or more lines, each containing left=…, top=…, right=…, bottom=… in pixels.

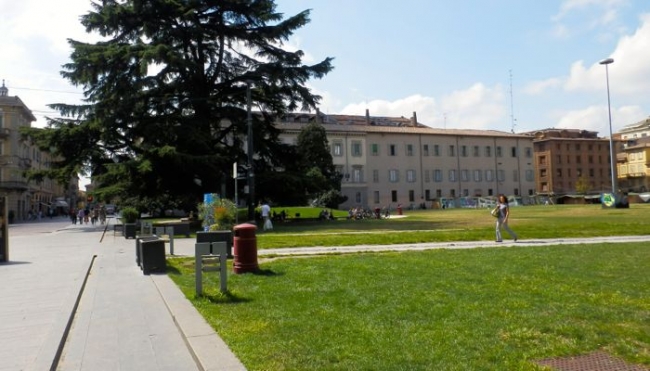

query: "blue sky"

left=2, top=0, right=649, bottom=137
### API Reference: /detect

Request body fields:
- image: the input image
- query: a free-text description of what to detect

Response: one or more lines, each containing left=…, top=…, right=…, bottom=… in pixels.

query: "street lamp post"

left=246, top=81, right=255, bottom=222
left=599, top=57, right=616, bottom=195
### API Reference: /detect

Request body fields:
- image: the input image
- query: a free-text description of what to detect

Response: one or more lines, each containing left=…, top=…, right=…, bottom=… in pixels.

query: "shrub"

left=119, top=206, right=139, bottom=224
left=197, top=196, right=237, bottom=231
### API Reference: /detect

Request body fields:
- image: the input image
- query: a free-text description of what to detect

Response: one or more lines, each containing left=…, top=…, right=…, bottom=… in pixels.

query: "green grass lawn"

left=255, top=203, right=650, bottom=248
left=167, top=204, right=650, bottom=370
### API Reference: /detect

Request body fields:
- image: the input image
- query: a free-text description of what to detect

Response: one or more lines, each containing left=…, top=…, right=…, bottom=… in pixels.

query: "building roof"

left=0, top=82, right=37, bottom=122
left=277, top=112, right=526, bottom=139
left=619, top=116, right=650, bottom=133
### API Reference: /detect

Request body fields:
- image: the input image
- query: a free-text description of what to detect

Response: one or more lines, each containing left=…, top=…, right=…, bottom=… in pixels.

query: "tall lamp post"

left=599, top=57, right=616, bottom=195
left=246, top=81, right=255, bottom=222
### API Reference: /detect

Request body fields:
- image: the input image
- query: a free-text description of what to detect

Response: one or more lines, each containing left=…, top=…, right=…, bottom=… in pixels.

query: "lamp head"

left=599, top=58, right=614, bottom=65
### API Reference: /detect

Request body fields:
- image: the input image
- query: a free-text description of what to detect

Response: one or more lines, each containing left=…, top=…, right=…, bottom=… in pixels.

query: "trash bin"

left=233, top=223, right=258, bottom=274
left=136, top=236, right=159, bottom=266
left=139, top=239, right=166, bottom=275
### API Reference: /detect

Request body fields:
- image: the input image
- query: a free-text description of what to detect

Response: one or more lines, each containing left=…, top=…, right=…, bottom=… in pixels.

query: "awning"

left=54, top=200, right=69, bottom=207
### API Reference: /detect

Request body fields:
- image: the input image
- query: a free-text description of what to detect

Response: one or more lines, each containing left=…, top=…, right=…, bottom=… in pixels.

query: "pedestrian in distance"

left=495, top=194, right=518, bottom=243
left=261, top=201, right=272, bottom=231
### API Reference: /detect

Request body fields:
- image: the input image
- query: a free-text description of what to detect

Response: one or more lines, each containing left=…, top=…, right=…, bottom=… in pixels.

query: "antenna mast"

left=509, top=69, right=516, bottom=133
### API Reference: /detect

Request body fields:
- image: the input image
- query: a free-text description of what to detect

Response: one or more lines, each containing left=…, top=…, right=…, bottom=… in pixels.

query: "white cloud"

left=339, top=94, right=437, bottom=124
left=555, top=104, right=645, bottom=134
left=523, top=78, right=563, bottom=95
left=335, top=84, right=506, bottom=131
left=553, top=0, right=626, bottom=21
left=565, top=13, right=650, bottom=96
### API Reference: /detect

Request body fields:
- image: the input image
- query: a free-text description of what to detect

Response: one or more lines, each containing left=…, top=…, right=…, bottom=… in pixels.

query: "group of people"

left=70, top=206, right=107, bottom=225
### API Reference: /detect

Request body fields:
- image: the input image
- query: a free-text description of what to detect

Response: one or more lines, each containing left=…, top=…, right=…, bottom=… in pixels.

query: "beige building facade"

left=278, top=112, right=536, bottom=210
left=0, top=82, right=75, bottom=222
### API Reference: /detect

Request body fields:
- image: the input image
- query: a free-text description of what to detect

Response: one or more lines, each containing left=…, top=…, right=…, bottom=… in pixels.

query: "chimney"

left=411, top=111, right=417, bottom=126
left=365, top=109, right=370, bottom=125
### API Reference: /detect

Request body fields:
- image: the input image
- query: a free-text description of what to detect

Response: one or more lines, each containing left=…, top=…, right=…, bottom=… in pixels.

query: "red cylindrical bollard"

left=233, top=223, right=259, bottom=274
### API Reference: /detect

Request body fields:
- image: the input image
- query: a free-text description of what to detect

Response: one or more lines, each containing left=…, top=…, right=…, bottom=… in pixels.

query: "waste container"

left=139, top=239, right=166, bottom=275
left=233, top=223, right=258, bottom=274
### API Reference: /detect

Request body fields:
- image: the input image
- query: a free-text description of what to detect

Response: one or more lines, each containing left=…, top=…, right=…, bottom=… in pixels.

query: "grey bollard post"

left=195, top=242, right=228, bottom=296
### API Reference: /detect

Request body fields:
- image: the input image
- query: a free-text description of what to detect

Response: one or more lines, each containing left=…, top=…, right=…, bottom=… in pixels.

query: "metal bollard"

left=195, top=242, right=228, bottom=296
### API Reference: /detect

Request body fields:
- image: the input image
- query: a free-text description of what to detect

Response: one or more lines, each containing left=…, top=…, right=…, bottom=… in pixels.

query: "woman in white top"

left=495, top=194, right=518, bottom=243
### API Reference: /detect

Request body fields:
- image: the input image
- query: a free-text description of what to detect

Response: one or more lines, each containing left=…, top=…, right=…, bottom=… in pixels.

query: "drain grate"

left=536, top=351, right=649, bottom=371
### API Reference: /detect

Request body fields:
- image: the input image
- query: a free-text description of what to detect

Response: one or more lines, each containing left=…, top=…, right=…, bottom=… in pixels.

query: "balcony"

left=0, top=155, right=31, bottom=169
left=626, top=172, right=647, bottom=178
left=0, top=181, right=28, bottom=192
left=0, top=127, right=10, bottom=138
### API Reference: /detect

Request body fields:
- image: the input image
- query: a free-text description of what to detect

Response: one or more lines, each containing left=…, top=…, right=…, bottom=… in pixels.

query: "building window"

left=373, top=191, right=380, bottom=204
left=433, top=144, right=440, bottom=156
left=463, top=189, right=469, bottom=196
left=449, top=169, right=457, bottom=182
left=389, top=144, right=396, bottom=156
left=449, top=145, right=455, bottom=157
left=473, top=170, right=482, bottom=182
left=576, top=155, right=581, bottom=164
left=485, top=169, right=494, bottom=182
left=406, top=144, right=414, bottom=156
left=409, top=190, right=415, bottom=202
left=461, top=169, right=469, bottom=182
left=511, top=146, right=517, bottom=157
left=425, top=189, right=431, bottom=200
left=351, top=141, right=362, bottom=157
left=485, top=146, right=492, bottom=157
left=371, top=143, right=379, bottom=156
left=436, top=189, right=442, bottom=198
left=473, top=146, right=480, bottom=157
left=512, top=169, right=518, bottom=182
left=525, top=147, right=532, bottom=158
left=434, top=169, right=443, bottom=182
left=355, top=192, right=362, bottom=203
left=389, top=169, right=399, bottom=182
left=525, top=169, right=534, bottom=181
left=333, top=142, right=343, bottom=156
left=461, top=145, right=468, bottom=157
left=352, top=167, right=362, bottom=182
left=391, top=190, right=398, bottom=202
left=498, top=169, right=505, bottom=182
left=423, top=144, right=429, bottom=156
left=424, top=170, right=430, bottom=182
left=406, top=169, right=416, bottom=183
left=373, top=169, right=379, bottom=183
left=450, top=189, right=456, bottom=197
left=496, top=146, right=503, bottom=157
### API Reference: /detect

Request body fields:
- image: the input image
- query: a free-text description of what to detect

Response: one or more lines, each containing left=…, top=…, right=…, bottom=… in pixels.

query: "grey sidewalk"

left=0, top=220, right=245, bottom=371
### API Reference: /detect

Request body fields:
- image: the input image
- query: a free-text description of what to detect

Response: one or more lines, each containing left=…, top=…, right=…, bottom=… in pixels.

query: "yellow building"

left=0, top=81, right=76, bottom=221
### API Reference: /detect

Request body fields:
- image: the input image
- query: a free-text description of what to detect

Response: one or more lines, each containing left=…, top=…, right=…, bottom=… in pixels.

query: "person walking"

left=495, top=194, right=518, bottom=243
left=261, top=201, right=272, bottom=231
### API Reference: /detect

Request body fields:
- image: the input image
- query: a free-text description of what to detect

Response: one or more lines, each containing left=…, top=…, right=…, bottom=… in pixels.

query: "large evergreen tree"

left=25, top=0, right=333, bottom=210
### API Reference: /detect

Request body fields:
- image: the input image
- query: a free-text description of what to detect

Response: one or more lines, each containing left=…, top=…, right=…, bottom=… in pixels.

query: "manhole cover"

left=536, top=351, right=649, bottom=371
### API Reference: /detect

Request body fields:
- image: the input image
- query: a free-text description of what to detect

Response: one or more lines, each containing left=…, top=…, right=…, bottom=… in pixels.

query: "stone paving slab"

left=1, top=221, right=245, bottom=371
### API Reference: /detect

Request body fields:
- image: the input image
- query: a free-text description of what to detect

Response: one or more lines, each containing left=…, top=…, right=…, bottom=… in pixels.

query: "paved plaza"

left=2, top=217, right=649, bottom=371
